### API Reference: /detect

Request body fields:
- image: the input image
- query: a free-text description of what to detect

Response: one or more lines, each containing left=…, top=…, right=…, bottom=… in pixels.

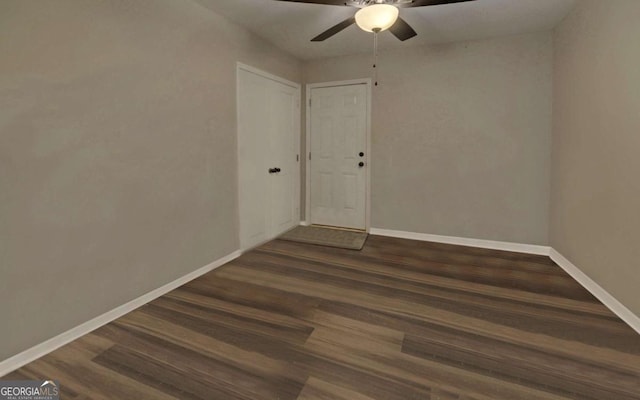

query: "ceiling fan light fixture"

left=355, top=4, right=399, bottom=33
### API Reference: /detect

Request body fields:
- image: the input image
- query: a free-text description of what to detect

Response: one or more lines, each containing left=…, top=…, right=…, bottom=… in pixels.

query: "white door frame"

left=236, top=63, right=301, bottom=249
left=305, top=78, right=372, bottom=231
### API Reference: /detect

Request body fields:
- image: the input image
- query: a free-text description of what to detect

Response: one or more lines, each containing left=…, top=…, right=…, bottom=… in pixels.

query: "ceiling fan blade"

left=389, top=17, right=417, bottom=41
left=311, top=17, right=356, bottom=41
left=399, top=0, right=475, bottom=8
left=274, top=0, right=352, bottom=6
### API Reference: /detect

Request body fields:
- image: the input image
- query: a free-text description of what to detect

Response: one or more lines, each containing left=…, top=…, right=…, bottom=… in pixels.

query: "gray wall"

left=0, top=0, right=301, bottom=361
left=551, top=0, right=640, bottom=316
left=305, top=32, right=553, bottom=245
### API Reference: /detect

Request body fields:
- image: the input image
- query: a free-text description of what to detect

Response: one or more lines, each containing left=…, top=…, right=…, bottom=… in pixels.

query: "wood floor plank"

left=93, top=324, right=305, bottom=400
left=259, top=240, right=588, bottom=300
left=267, top=237, right=559, bottom=276
left=21, top=353, right=179, bottom=400
left=303, top=328, right=569, bottom=400
left=166, top=288, right=313, bottom=331
left=109, top=309, right=309, bottom=383
left=363, top=236, right=559, bottom=270
left=260, top=240, right=612, bottom=316
left=181, top=274, right=321, bottom=318
left=301, top=311, right=403, bottom=358
left=297, top=377, right=377, bottom=400
left=403, top=331, right=640, bottom=400
left=243, top=250, right=632, bottom=346
left=4, top=237, right=639, bottom=400
left=150, top=295, right=314, bottom=345
left=217, top=262, right=640, bottom=374
left=307, top=309, right=405, bottom=352
left=365, top=235, right=557, bottom=265
left=293, top=354, right=433, bottom=400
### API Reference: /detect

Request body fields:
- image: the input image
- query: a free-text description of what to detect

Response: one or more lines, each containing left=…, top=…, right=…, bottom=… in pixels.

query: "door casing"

left=305, top=79, right=372, bottom=231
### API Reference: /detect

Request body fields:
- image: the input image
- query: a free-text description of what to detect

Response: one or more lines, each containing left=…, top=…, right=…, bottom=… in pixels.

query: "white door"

left=309, top=84, right=368, bottom=230
left=269, top=81, right=299, bottom=234
left=238, top=67, right=300, bottom=249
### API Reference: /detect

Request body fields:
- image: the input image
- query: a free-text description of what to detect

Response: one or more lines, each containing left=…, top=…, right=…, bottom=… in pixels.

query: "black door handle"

left=268, top=168, right=277, bottom=174
left=358, top=162, right=364, bottom=167
left=359, top=152, right=364, bottom=157
left=275, top=167, right=281, bottom=173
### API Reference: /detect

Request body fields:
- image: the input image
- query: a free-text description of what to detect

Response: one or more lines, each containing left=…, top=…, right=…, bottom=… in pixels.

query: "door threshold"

left=310, top=224, right=366, bottom=233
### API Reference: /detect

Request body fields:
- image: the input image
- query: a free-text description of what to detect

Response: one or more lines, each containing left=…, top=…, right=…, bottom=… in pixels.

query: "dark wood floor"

left=5, top=235, right=640, bottom=399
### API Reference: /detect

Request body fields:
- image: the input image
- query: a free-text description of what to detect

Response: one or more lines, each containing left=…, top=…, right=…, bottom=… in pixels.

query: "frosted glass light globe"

left=355, top=4, right=400, bottom=33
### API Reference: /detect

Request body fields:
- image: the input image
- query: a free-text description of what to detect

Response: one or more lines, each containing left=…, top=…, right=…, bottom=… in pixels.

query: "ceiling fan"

left=275, top=0, right=476, bottom=42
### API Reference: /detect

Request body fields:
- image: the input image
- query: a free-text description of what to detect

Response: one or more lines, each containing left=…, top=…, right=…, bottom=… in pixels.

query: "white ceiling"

left=194, top=0, right=577, bottom=61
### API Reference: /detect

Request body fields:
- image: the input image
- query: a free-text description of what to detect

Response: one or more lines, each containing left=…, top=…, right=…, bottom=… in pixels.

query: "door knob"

left=268, top=168, right=277, bottom=174
left=359, top=152, right=364, bottom=157
left=275, top=167, right=281, bottom=173
left=358, top=162, right=364, bottom=167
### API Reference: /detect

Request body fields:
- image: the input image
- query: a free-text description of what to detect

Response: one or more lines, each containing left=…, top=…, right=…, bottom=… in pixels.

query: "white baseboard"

left=369, top=228, right=551, bottom=256
left=549, top=249, right=640, bottom=335
left=0, top=250, right=242, bottom=377
left=299, top=221, right=310, bottom=226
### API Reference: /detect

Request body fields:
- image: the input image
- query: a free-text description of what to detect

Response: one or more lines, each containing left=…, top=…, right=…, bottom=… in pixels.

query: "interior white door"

left=310, top=84, right=367, bottom=230
left=238, top=67, right=300, bottom=249
left=238, top=69, right=270, bottom=248
left=269, top=81, right=299, bottom=235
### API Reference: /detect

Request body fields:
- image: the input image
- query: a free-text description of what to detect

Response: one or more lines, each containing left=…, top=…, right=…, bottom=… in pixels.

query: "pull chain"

left=373, top=28, right=380, bottom=87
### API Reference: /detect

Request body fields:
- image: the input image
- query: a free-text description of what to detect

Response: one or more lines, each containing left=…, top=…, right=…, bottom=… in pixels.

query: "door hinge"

left=308, top=98, right=312, bottom=107
left=296, top=154, right=299, bottom=162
